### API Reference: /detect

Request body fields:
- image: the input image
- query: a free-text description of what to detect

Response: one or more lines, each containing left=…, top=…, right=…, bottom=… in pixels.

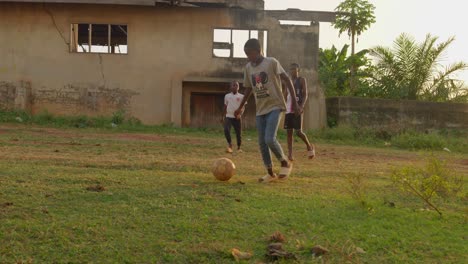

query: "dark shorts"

left=284, top=113, right=302, bottom=130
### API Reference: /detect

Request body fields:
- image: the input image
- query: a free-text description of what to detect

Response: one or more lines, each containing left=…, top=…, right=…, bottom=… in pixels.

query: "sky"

left=263, top=0, right=468, bottom=83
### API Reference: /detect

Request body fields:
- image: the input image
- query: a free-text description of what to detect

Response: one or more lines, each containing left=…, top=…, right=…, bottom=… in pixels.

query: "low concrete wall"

left=326, top=97, right=468, bottom=131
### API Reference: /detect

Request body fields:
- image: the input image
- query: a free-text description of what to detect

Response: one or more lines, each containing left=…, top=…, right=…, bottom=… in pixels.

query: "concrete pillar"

left=171, top=76, right=183, bottom=126
left=14, top=80, right=32, bottom=113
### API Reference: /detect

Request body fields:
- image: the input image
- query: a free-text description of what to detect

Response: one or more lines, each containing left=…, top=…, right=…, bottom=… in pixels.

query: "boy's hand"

left=294, top=103, right=303, bottom=115
left=234, top=108, right=241, bottom=118
left=220, top=117, right=225, bottom=124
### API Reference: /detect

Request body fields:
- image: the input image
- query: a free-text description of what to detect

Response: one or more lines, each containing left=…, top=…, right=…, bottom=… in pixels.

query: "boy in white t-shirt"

left=221, top=81, right=244, bottom=153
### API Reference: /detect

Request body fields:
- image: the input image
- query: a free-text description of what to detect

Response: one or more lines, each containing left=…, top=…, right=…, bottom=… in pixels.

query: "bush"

left=391, top=156, right=465, bottom=216
left=33, top=110, right=54, bottom=124
left=391, top=131, right=446, bottom=150
left=127, top=117, right=142, bottom=126
left=111, top=110, right=126, bottom=125
left=345, top=173, right=368, bottom=206
left=317, top=125, right=356, bottom=141
left=0, top=109, right=31, bottom=123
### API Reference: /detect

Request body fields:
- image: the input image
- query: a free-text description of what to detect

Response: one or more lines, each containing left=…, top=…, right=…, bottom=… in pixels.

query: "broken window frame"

left=70, top=23, right=128, bottom=55
left=212, top=28, right=268, bottom=59
left=279, top=20, right=312, bottom=26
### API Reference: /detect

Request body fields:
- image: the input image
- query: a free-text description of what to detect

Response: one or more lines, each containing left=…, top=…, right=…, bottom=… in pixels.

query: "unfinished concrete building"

left=0, top=0, right=335, bottom=129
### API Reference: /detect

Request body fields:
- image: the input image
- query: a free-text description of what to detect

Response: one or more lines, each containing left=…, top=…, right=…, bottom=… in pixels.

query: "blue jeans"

left=256, top=109, right=287, bottom=169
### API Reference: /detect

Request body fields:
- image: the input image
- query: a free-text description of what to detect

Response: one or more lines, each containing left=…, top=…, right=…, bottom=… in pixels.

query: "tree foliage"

left=370, top=33, right=468, bottom=102
left=318, top=45, right=372, bottom=97
left=333, top=0, right=376, bottom=42
left=333, top=0, right=376, bottom=93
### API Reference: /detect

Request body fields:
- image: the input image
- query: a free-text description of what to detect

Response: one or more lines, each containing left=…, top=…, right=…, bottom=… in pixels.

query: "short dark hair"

left=244, top=38, right=262, bottom=52
left=290, top=63, right=300, bottom=69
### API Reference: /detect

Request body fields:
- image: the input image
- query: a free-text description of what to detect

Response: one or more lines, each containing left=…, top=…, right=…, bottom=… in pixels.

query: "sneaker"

left=226, top=147, right=233, bottom=153
left=237, top=149, right=243, bottom=153
left=258, top=174, right=277, bottom=183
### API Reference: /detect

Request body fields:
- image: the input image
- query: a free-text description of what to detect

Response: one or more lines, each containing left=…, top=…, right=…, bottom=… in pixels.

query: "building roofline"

left=0, top=0, right=336, bottom=22
left=0, top=0, right=157, bottom=5
left=264, top=10, right=336, bottom=23
left=0, top=0, right=262, bottom=8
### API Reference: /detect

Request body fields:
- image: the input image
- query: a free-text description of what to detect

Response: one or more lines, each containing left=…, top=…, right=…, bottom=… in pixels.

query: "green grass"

left=0, top=123, right=467, bottom=263
left=311, top=125, right=468, bottom=154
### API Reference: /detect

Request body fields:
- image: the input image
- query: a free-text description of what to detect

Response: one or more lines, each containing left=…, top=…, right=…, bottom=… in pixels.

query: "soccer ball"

left=212, top=158, right=236, bottom=181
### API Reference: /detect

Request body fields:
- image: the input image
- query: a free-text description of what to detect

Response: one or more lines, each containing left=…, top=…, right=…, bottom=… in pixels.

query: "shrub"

left=33, top=110, right=54, bottom=124
left=111, top=110, right=126, bottom=125
left=391, top=156, right=464, bottom=216
left=318, top=125, right=356, bottom=141
left=391, top=131, right=446, bottom=150
left=345, top=173, right=368, bottom=206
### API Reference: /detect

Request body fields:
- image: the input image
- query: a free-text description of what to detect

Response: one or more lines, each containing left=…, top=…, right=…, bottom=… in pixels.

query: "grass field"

left=0, top=124, right=466, bottom=263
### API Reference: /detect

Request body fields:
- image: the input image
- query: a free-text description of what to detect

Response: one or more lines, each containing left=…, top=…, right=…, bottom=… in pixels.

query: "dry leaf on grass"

left=311, top=245, right=329, bottom=256
left=231, top=248, right=252, bottom=261
left=269, top=231, right=285, bottom=243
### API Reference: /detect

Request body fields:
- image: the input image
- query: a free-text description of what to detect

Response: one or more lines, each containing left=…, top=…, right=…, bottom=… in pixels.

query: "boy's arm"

left=239, top=96, right=247, bottom=117
left=300, top=77, right=308, bottom=109
left=281, top=79, right=288, bottom=99
left=280, top=73, right=301, bottom=114
left=234, top=87, right=252, bottom=117
left=221, top=104, right=227, bottom=123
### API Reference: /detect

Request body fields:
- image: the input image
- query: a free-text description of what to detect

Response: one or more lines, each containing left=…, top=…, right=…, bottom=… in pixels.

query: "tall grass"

left=310, top=125, right=467, bottom=153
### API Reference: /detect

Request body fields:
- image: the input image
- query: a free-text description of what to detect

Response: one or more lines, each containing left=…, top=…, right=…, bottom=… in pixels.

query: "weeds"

left=0, top=109, right=142, bottom=129
left=311, top=125, right=467, bottom=153
left=345, top=173, right=368, bottom=206
left=111, top=109, right=126, bottom=125
left=391, top=131, right=446, bottom=150
left=391, top=156, right=465, bottom=217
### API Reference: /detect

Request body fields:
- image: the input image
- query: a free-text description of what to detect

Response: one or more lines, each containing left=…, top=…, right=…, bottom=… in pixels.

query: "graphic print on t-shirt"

left=294, top=78, right=303, bottom=105
left=252, top=72, right=269, bottom=99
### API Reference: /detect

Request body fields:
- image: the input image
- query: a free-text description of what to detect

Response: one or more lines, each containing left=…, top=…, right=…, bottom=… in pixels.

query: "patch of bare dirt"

left=86, top=184, right=106, bottom=192
left=114, top=133, right=203, bottom=144
left=115, top=133, right=168, bottom=142
left=1, top=202, right=13, bottom=208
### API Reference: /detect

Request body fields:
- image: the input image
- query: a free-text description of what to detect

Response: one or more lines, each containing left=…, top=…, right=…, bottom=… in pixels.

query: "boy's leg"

left=232, top=118, right=242, bottom=150
left=223, top=118, right=233, bottom=152
left=283, top=113, right=295, bottom=161
left=263, top=109, right=288, bottom=166
left=256, top=114, right=274, bottom=176
left=294, top=114, right=315, bottom=158
left=287, top=129, right=294, bottom=161
left=295, top=130, right=312, bottom=151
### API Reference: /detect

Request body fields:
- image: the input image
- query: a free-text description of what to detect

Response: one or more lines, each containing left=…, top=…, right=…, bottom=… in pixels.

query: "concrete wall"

left=0, top=2, right=326, bottom=129
left=326, top=97, right=468, bottom=131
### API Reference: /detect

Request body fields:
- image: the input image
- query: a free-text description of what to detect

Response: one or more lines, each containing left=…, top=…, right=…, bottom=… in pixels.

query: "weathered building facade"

left=0, top=0, right=335, bottom=129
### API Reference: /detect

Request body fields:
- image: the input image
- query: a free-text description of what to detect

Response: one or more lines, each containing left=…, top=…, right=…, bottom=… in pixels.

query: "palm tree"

left=370, top=33, right=468, bottom=102
left=333, top=0, right=376, bottom=93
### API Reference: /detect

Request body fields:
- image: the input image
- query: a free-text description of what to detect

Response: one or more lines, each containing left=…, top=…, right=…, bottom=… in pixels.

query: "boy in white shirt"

left=222, top=81, right=244, bottom=153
